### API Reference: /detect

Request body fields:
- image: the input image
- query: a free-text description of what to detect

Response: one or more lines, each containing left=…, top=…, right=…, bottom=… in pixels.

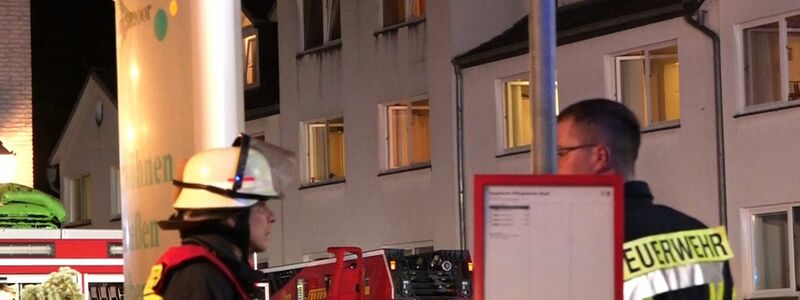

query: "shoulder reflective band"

left=624, top=261, right=726, bottom=300
left=623, top=226, right=733, bottom=281
left=142, top=263, right=165, bottom=300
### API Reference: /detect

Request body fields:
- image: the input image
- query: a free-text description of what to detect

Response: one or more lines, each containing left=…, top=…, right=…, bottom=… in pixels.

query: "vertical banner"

left=114, top=0, right=244, bottom=297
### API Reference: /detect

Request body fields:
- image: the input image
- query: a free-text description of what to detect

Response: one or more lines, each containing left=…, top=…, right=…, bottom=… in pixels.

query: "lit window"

left=301, top=0, right=341, bottom=50
left=305, top=116, right=345, bottom=183
left=386, top=99, right=430, bottom=168
left=743, top=14, right=800, bottom=106
left=743, top=203, right=800, bottom=298
left=382, top=0, right=425, bottom=28
left=499, top=75, right=559, bottom=150
left=503, top=79, right=532, bottom=149
left=615, top=44, right=680, bottom=126
left=110, top=167, right=121, bottom=219
left=242, top=13, right=259, bottom=89
left=66, top=175, right=92, bottom=223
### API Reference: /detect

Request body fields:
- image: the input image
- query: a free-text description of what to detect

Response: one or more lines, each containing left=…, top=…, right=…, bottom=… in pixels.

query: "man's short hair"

left=557, top=99, right=641, bottom=166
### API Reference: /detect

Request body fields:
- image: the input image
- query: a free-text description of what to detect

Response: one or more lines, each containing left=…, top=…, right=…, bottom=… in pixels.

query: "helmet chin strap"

left=232, top=208, right=252, bottom=264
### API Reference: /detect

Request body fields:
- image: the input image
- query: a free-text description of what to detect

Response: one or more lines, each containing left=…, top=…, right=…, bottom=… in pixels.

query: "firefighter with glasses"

left=556, top=99, right=733, bottom=300
left=143, top=134, right=294, bottom=300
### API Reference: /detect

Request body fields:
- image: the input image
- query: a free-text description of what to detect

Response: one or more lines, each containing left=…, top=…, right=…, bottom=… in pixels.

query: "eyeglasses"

left=556, top=144, right=597, bottom=156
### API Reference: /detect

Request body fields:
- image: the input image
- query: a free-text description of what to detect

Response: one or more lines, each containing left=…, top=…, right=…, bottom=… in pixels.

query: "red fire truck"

left=261, top=247, right=472, bottom=300
left=0, top=229, right=123, bottom=300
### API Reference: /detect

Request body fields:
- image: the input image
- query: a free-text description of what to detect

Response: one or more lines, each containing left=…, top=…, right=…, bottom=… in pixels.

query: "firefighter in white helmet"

left=143, top=133, right=294, bottom=300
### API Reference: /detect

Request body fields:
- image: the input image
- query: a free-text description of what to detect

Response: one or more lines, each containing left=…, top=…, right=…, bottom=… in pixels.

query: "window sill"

left=299, top=178, right=346, bottom=190
left=378, top=163, right=431, bottom=177
left=297, top=40, right=342, bottom=58
left=496, top=147, right=530, bottom=158
left=735, top=100, right=800, bottom=118
left=374, top=17, right=426, bottom=36
left=64, top=219, right=92, bottom=228
left=744, top=291, right=800, bottom=299
left=641, top=120, right=680, bottom=133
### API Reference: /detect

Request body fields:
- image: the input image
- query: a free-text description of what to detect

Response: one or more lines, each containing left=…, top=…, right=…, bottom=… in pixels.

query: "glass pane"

left=744, top=22, right=781, bottom=105
left=410, top=100, right=430, bottom=164
left=111, top=167, right=121, bottom=215
left=81, top=175, right=92, bottom=220
left=649, top=46, right=680, bottom=122
left=414, top=246, right=434, bottom=254
left=388, top=104, right=409, bottom=168
left=241, top=13, right=252, bottom=27
left=304, top=0, right=324, bottom=49
left=504, top=80, right=532, bottom=148
left=308, top=122, right=327, bottom=182
left=383, top=0, right=405, bottom=27
left=753, top=212, right=789, bottom=290
left=244, top=35, right=258, bottom=87
left=70, top=179, right=81, bottom=221
left=619, top=59, right=647, bottom=124
left=327, top=117, right=345, bottom=179
left=329, top=0, right=341, bottom=41
left=411, top=0, right=425, bottom=17
left=788, top=15, right=800, bottom=101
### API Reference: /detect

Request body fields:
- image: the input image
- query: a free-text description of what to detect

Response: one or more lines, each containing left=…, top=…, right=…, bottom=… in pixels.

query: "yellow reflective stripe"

left=709, top=281, right=725, bottom=300
left=142, top=263, right=164, bottom=298
left=623, top=226, right=733, bottom=280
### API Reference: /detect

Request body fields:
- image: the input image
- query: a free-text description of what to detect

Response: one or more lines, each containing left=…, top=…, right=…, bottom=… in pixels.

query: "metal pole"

left=530, top=0, right=557, bottom=174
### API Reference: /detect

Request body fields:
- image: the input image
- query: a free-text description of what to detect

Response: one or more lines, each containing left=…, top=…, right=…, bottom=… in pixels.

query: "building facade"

left=0, top=0, right=33, bottom=186
left=253, top=0, right=800, bottom=298
left=50, top=72, right=121, bottom=230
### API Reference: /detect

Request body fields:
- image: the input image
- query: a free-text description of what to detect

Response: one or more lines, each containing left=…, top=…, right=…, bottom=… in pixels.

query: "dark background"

left=30, top=0, right=117, bottom=195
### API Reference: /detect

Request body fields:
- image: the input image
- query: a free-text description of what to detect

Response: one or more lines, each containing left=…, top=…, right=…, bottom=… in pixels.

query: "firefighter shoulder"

left=143, top=134, right=294, bottom=300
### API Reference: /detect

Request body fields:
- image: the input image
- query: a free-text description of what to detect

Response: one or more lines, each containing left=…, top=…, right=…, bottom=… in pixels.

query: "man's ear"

left=593, top=144, right=613, bottom=174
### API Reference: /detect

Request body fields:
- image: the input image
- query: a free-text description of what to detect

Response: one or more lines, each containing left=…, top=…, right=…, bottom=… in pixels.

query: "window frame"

left=379, top=95, right=431, bottom=172
left=740, top=202, right=800, bottom=298
left=382, top=240, right=434, bottom=256
left=737, top=10, right=800, bottom=114
left=494, top=73, right=560, bottom=156
left=378, top=0, right=426, bottom=30
left=300, top=114, right=346, bottom=186
left=242, top=12, right=260, bottom=90
left=612, top=40, right=681, bottom=130
left=64, top=174, right=92, bottom=226
left=109, top=166, right=121, bottom=221
left=496, top=73, right=532, bottom=154
left=298, top=0, right=342, bottom=52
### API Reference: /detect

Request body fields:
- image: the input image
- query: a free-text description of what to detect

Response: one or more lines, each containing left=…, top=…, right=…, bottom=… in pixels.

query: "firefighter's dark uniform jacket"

left=624, top=181, right=733, bottom=300
left=143, top=234, right=262, bottom=300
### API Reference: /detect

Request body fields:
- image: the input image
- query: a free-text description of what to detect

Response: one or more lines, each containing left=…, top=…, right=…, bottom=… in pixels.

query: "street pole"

left=530, top=0, right=557, bottom=174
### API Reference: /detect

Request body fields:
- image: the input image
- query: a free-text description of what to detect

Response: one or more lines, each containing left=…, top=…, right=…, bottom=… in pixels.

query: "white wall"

left=716, top=1, right=800, bottom=298
left=461, top=2, right=800, bottom=298
left=271, top=0, right=530, bottom=266
left=266, top=0, right=800, bottom=297
left=461, top=16, right=721, bottom=249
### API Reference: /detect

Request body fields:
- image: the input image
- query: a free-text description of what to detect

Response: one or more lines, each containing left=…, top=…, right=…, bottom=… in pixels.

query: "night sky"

left=30, top=0, right=117, bottom=194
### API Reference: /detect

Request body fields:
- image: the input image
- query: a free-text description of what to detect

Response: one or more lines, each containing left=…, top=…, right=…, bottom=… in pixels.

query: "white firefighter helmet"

left=172, top=134, right=293, bottom=210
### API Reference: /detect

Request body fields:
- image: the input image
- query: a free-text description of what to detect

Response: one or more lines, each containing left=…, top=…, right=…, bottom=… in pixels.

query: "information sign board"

left=473, top=175, right=623, bottom=299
